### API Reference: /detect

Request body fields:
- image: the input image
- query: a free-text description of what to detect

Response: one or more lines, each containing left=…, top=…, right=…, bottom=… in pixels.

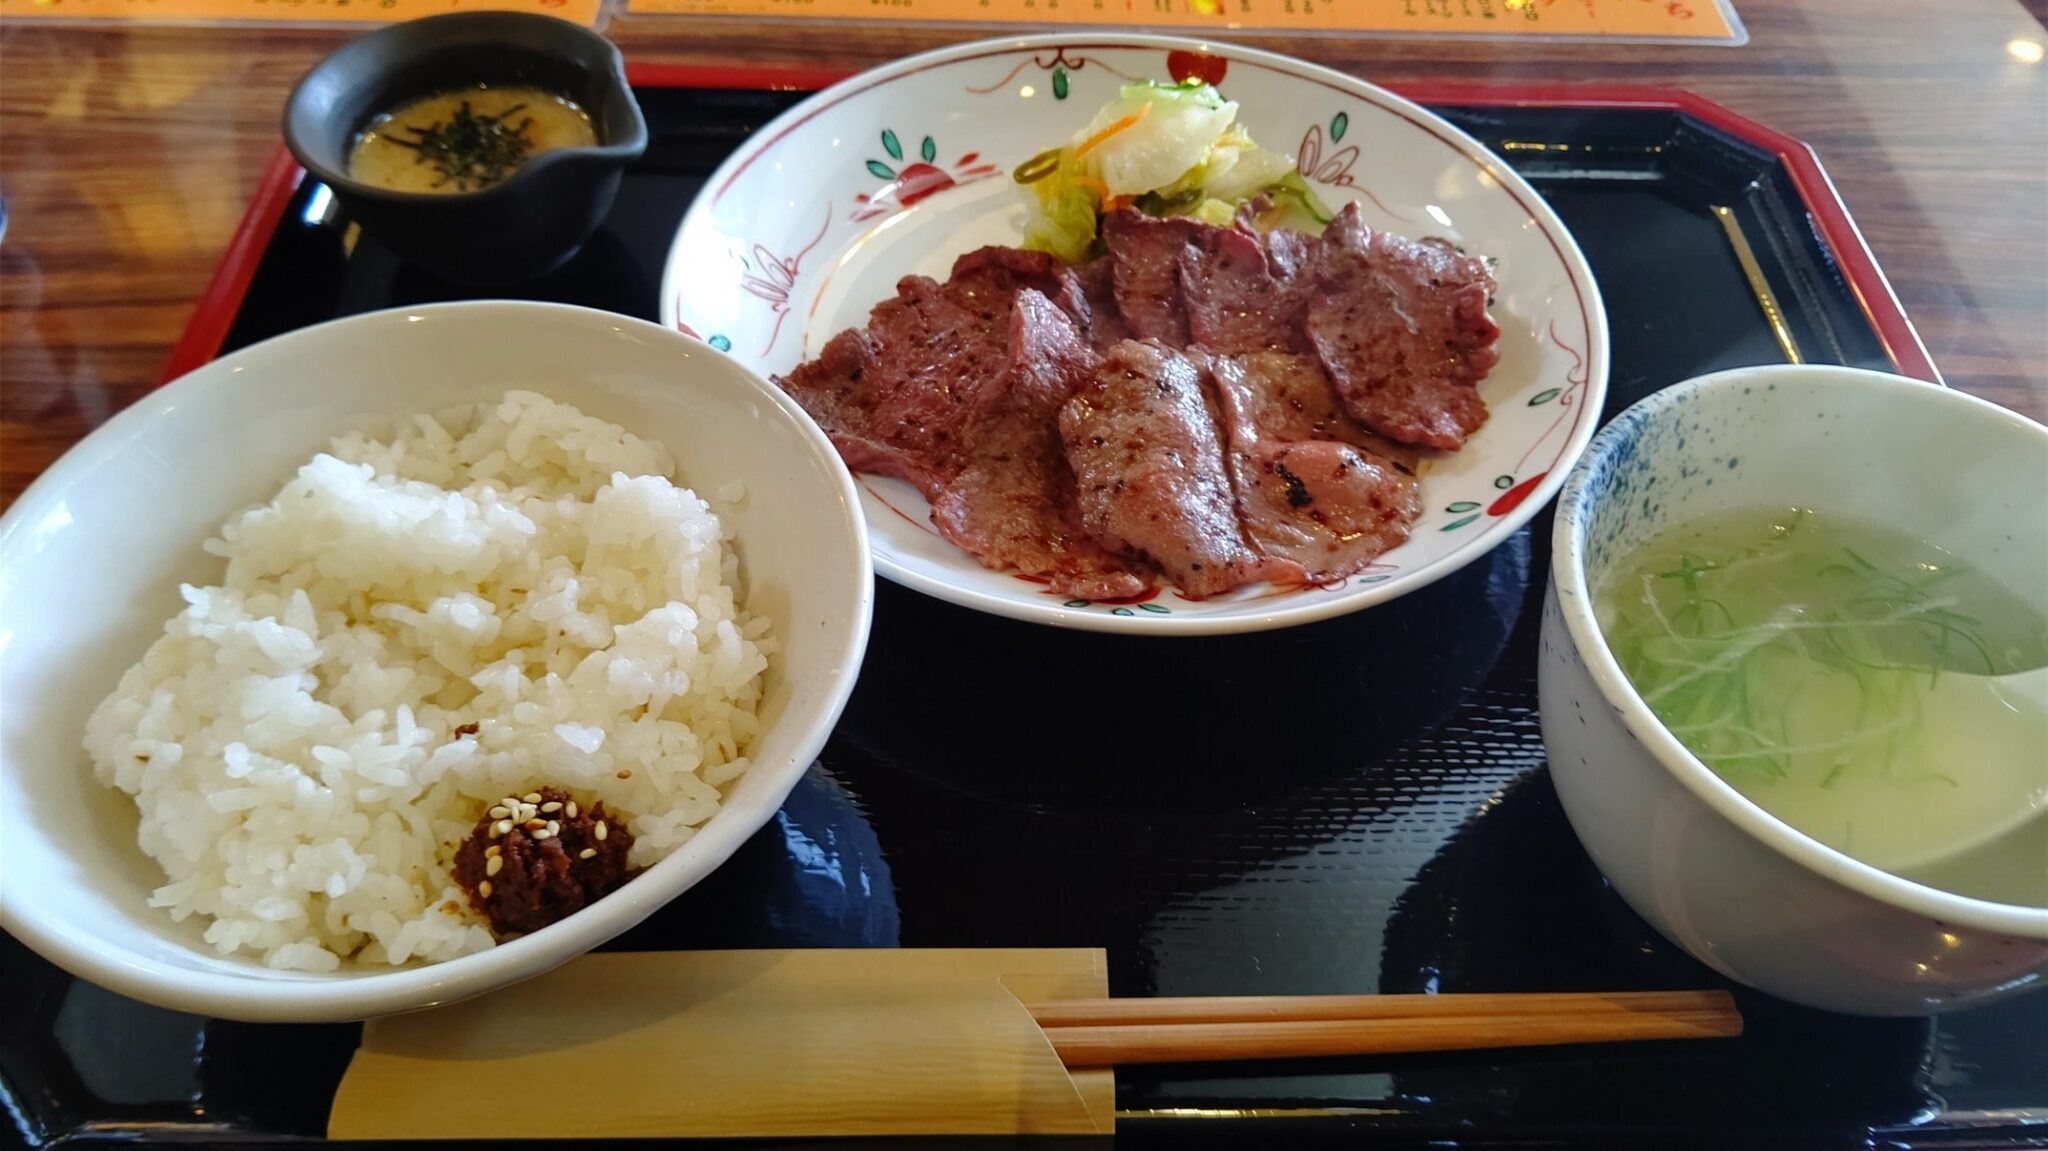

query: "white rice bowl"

left=82, top=391, right=774, bottom=972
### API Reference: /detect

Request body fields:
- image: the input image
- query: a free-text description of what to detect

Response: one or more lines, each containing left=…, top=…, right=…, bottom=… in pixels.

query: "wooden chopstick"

left=1026, top=992, right=1741, bottom=1068
left=1027, top=989, right=1734, bottom=1028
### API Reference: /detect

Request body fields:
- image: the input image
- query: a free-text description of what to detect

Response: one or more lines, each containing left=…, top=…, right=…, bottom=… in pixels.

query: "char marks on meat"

left=1204, top=348, right=1421, bottom=474
left=1211, top=353, right=1421, bottom=580
left=1060, top=341, right=1306, bottom=599
left=930, top=291, right=1153, bottom=600
left=1100, top=210, right=1200, bottom=345
left=1306, top=204, right=1500, bottom=451
left=778, top=201, right=1505, bottom=600
left=1179, top=225, right=1313, bottom=356
left=774, top=246, right=1091, bottom=496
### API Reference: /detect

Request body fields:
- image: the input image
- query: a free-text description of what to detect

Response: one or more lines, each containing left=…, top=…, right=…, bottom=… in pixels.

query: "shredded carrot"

left=1072, top=103, right=1152, bottom=159
left=1104, top=194, right=1137, bottom=212
left=1075, top=174, right=1110, bottom=202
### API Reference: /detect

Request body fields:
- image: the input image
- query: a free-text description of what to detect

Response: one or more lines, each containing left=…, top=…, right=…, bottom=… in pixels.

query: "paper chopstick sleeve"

left=328, top=948, right=1113, bottom=1138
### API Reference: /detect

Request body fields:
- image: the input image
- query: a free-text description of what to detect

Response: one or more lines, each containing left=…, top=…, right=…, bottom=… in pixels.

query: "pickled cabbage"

left=1013, top=80, right=1332, bottom=261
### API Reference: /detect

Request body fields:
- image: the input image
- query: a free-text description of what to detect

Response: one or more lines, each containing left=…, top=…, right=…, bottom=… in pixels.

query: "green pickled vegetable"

left=1012, top=80, right=1334, bottom=259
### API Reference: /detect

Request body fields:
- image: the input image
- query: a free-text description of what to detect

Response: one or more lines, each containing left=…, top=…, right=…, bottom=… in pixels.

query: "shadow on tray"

left=830, top=529, right=1535, bottom=817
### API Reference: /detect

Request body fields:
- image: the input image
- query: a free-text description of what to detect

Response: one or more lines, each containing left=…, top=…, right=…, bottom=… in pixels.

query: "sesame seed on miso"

left=348, top=86, right=597, bottom=194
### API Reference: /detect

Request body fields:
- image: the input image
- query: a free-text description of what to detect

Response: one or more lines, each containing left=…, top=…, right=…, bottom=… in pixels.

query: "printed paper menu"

left=0, top=0, right=602, bottom=26
left=626, top=0, right=1742, bottom=42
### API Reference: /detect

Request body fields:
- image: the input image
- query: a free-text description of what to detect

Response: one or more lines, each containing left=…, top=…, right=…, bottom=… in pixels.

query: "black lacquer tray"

left=11, top=71, right=2041, bottom=1151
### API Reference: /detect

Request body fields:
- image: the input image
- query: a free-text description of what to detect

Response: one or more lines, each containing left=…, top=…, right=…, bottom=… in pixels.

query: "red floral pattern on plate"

left=733, top=205, right=832, bottom=355
left=852, top=131, right=1001, bottom=223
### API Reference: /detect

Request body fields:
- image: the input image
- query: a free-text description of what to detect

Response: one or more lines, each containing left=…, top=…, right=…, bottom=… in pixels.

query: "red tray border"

left=161, top=64, right=1939, bottom=386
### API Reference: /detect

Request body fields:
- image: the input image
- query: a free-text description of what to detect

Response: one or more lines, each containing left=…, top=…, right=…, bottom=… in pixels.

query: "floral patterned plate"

left=662, top=34, right=1609, bottom=635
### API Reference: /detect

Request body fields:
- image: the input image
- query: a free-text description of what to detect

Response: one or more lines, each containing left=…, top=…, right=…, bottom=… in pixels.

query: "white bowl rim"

left=0, top=300, right=876, bottom=1021
left=665, top=30, right=1611, bottom=637
left=1550, top=362, right=2048, bottom=939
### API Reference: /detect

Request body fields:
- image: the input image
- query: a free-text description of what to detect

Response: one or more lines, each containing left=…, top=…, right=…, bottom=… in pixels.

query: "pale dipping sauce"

left=348, top=86, right=597, bottom=194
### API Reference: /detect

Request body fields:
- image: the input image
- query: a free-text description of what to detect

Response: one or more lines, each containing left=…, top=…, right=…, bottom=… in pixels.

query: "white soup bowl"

left=1541, top=364, right=2048, bottom=1015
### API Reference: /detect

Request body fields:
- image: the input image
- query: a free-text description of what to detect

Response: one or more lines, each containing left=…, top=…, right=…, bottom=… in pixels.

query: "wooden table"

left=1, top=0, right=2043, bottom=506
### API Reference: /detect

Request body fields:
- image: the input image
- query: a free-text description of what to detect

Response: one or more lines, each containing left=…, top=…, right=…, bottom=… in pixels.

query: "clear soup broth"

left=348, top=86, right=597, bottom=195
left=1595, top=506, right=2048, bottom=906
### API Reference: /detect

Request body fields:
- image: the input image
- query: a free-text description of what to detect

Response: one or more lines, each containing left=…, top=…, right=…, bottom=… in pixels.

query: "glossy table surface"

left=2, top=0, right=2045, bottom=502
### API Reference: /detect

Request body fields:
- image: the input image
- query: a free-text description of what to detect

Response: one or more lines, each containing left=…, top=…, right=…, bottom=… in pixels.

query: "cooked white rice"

left=84, top=391, right=773, bottom=972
